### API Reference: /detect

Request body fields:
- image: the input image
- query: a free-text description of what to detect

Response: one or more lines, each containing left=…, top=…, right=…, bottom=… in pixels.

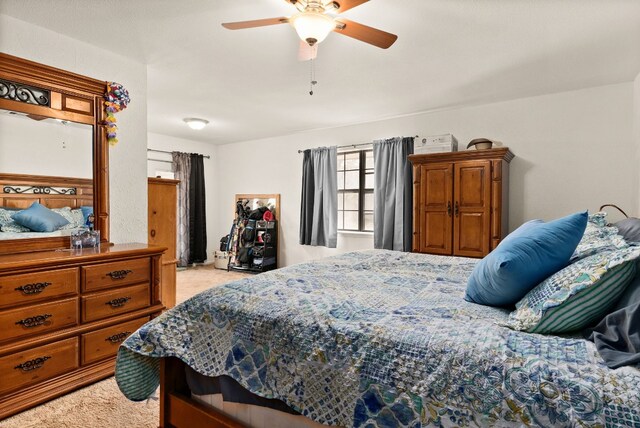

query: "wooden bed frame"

left=159, top=357, right=333, bottom=428
left=0, top=172, right=93, bottom=209
left=160, top=357, right=244, bottom=428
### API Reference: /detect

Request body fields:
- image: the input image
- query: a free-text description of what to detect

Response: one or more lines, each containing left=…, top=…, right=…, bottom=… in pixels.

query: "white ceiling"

left=1, top=0, right=640, bottom=145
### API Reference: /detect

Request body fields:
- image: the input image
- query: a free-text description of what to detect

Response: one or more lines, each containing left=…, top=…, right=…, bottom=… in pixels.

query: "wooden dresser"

left=409, top=148, right=514, bottom=258
left=148, top=178, right=179, bottom=309
left=0, top=244, right=165, bottom=420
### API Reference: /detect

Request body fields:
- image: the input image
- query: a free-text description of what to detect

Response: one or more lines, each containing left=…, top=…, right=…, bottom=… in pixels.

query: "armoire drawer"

left=0, top=298, right=78, bottom=343
left=81, top=284, right=150, bottom=323
left=82, top=258, right=150, bottom=292
left=0, top=337, right=79, bottom=396
left=0, top=268, right=79, bottom=309
left=81, top=317, right=149, bottom=365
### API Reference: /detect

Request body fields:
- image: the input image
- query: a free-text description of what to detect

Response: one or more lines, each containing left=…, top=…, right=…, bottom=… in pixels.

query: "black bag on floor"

left=219, top=235, right=229, bottom=251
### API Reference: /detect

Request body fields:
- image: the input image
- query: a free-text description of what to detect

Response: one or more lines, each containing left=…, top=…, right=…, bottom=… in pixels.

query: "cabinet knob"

left=447, top=201, right=452, bottom=217
left=150, top=229, right=156, bottom=238
left=455, top=201, right=459, bottom=217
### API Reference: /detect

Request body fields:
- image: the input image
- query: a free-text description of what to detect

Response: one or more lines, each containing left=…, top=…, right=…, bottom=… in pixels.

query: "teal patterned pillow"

left=571, top=212, right=628, bottom=261
left=506, top=247, right=640, bottom=334
left=0, top=208, right=31, bottom=233
left=53, top=208, right=86, bottom=230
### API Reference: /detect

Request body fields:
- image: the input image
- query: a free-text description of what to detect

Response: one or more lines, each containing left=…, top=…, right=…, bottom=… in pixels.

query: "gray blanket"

left=586, top=266, right=640, bottom=368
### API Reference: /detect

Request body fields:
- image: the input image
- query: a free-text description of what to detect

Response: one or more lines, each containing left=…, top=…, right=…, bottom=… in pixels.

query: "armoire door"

left=453, top=160, right=491, bottom=257
left=148, top=178, right=179, bottom=308
left=419, top=163, right=453, bottom=255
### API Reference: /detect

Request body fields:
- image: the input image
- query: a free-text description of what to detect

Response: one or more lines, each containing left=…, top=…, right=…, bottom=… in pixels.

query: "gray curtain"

left=373, top=137, right=414, bottom=251
left=299, top=146, right=338, bottom=248
left=172, top=152, right=191, bottom=267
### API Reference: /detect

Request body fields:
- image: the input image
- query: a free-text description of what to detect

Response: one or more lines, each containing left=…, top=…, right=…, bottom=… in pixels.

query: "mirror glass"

left=0, top=110, right=93, bottom=178
left=0, top=109, right=94, bottom=240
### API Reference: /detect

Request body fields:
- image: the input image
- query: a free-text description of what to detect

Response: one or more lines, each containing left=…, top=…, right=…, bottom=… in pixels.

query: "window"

left=337, top=149, right=374, bottom=232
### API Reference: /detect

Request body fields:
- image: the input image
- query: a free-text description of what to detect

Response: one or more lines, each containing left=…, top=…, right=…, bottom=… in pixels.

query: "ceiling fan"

left=222, top=0, right=398, bottom=50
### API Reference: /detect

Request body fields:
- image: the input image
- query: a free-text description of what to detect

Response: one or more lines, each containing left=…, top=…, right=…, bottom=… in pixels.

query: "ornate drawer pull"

left=105, top=331, right=131, bottom=344
left=15, top=282, right=52, bottom=295
left=105, top=297, right=131, bottom=308
left=15, top=314, right=52, bottom=328
left=15, top=356, right=51, bottom=372
left=107, top=270, right=132, bottom=280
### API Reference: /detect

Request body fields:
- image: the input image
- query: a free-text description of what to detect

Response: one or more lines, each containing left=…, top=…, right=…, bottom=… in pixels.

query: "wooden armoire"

left=409, top=148, right=514, bottom=258
left=148, top=178, right=179, bottom=308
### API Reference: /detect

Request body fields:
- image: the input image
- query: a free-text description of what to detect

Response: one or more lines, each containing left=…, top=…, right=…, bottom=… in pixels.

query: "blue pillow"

left=465, top=211, right=588, bottom=306
left=12, top=202, right=70, bottom=233
left=80, top=206, right=94, bottom=225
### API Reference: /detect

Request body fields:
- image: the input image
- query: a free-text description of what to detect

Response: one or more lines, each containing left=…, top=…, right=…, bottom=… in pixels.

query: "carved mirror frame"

left=0, top=53, right=109, bottom=254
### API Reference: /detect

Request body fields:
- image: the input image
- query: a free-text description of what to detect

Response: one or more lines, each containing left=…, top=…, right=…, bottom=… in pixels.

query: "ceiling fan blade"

left=298, top=40, right=318, bottom=61
left=222, top=17, right=289, bottom=30
left=328, top=0, right=369, bottom=13
left=333, top=18, right=397, bottom=49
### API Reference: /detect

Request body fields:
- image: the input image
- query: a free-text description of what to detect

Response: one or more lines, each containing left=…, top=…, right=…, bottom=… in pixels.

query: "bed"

left=115, top=249, right=640, bottom=427
left=0, top=173, right=92, bottom=240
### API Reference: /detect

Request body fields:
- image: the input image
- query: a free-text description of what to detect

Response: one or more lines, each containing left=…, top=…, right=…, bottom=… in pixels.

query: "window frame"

left=337, top=149, right=374, bottom=232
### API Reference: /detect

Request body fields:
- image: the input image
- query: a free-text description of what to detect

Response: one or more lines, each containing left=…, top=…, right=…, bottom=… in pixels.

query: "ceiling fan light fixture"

left=291, top=12, right=335, bottom=46
left=183, top=118, right=209, bottom=130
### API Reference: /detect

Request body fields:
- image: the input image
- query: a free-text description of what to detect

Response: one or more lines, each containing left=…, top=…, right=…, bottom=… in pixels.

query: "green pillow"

left=506, top=247, right=640, bottom=334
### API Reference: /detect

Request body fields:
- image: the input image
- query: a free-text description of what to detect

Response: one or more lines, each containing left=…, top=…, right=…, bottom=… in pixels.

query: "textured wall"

left=216, top=83, right=636, bottom=267
left=147, top=132, right=218, bottom=262
left=635, top=72, right=640, bottom=216
left=0, top=14, right=148, bottom=244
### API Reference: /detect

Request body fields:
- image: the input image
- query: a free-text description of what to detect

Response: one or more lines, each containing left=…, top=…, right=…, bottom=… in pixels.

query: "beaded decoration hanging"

left=103, top=82, right=131, bottom=146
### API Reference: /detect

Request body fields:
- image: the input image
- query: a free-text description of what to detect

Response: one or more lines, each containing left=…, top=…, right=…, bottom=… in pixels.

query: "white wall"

left=0, top=14, right=148, bottom=243
left=635, top=73, right=640, bottom=215
left=147, top=132, right=218, bottom=261
left=0, top=113, right=92, bottom=178
left=216, top=82, right=635, bottom=267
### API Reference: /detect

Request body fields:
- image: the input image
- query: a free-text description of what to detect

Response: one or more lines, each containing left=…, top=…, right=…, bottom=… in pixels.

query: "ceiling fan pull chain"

left=309, top=56, right=317, bottom=96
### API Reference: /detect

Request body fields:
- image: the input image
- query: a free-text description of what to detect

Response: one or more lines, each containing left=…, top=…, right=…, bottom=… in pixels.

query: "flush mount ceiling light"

left=183, top=118, right=209, bottom=130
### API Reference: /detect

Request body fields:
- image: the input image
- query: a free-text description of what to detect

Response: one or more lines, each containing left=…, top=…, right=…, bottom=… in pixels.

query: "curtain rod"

left=297, top=136, right=420, bottom=154
left=147, top=148, right=211, bottom=159
left=147, top=158, right=173, bottom=164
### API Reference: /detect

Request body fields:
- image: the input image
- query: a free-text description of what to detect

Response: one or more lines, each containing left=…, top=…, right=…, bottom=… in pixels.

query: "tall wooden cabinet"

left=148, top=178, right=179, bottom=308
left=409, top=148, right=514, bottom=258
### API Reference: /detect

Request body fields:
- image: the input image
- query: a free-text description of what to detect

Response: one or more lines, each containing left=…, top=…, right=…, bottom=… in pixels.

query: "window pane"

left=363, top=212, right=374, bottom=231
left=344, top=211, right=359, bottom=230
left=338, top=171, right=344, bottom=190
left=338, top=211, right=344, bottom=230
left=364, top=192, right=374, bottom=211
left=345, top=171, right=359, bottom=189
left=337, top=154, right=345, bottom=171
left=365, top=173, right=374, bottom=189
left=345, top=152, right=359, bottom=170
left=344, top=192, right=359, bottom=210
left=337, top=192, right=344, bottom=210
left=365, top=150, right=374, bottom=170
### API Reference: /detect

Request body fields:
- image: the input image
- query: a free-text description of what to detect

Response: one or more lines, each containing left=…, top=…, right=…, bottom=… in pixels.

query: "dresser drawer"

left=81, top=317, right=149, bottom=365
left=82, top=258, right=150, bottom=292
left=81, top=284, right=150, bottom=323
left=0, top=268, right=78, bottom=309
left=0, top=337, right=79, bottom=396
left=0, top=298, right=78, bottom=343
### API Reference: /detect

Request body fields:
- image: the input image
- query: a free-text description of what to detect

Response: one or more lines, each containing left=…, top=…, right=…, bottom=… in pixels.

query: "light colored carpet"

left=0, top=264, right=249, bottom=428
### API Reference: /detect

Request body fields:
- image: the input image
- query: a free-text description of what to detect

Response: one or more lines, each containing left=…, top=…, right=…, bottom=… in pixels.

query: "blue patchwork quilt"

left=115, top=250, right=640, bottom=427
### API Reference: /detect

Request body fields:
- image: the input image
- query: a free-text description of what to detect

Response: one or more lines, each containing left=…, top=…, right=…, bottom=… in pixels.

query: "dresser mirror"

left=0, top=53, right=110, bottom=255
